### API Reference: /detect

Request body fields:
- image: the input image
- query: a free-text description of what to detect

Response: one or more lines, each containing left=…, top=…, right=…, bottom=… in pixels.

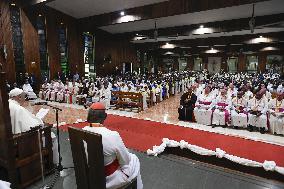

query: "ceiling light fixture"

left=60, top=22, right=64, bottom=25
left=38, top=14, right=42, bottom=17
left=120, top=11, right=125, bottom=16
left=10, top=3, right=16, bottom=6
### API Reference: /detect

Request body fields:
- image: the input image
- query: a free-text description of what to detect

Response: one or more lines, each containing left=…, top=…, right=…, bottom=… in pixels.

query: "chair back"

left=68, top=126, right=106, bottom=189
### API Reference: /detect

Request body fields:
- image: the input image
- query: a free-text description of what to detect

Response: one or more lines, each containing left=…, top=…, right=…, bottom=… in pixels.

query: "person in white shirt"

left=83, top=103, right=143, bottom=189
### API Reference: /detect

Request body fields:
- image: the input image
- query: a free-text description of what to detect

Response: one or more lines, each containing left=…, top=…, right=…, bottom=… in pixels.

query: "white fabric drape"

left=147, top=138, right=284, bottom=175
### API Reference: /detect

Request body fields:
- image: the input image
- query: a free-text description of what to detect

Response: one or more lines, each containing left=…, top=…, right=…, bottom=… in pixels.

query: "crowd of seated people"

left=179, top=70, right=284, bottom=135
left=5, top=72, right=37, bottom=100
left=38, top=71, right=193, bottom=109
left=11, top=70, right=284, bottom=135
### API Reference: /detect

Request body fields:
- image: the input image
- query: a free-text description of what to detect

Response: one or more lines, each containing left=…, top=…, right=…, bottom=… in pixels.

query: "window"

left=227, top=57, right=238, bottom=73
left=246, top=55, right=258, bottom=72
left=83, top=33, right=95, bottom=78
left=10, top=4, right=25, bottom=79
left=193, top=57, right=203, bottom=71
left=59, top=24, right=68, bottom=74
left=266, top=55, right=284, bottom=74
left=36, top=15, right=49, bottom=81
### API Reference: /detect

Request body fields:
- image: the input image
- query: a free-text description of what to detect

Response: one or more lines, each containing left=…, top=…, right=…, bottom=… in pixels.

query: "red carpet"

left=60, top=114, right=284, bottom=167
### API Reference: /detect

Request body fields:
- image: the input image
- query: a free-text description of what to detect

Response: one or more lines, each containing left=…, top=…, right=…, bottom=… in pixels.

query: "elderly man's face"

left=13, top=92, right=26, bottom=104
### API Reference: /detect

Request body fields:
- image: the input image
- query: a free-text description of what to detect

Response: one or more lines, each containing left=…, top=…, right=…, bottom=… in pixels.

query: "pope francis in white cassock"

left=83, top=102, right=143, bottom=189
left=8, top=88, right=58, bottom=164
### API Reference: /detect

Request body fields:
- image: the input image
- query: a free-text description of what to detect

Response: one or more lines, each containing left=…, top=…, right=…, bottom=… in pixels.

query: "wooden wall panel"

left=95, top=31, right=138, bottom=76
left=258, top=52, right=267, bottom=72
left=45, top=9, right=61, bottom=79
left=0, top=0, right=16, bottom=82
left=21, top=9, right=41, bottom=82
left=238, top=54, right=246, bottom=72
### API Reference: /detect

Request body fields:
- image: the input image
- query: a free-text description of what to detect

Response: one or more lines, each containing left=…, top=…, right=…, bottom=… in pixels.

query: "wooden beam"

left=79, top=0, right=269, bottom=29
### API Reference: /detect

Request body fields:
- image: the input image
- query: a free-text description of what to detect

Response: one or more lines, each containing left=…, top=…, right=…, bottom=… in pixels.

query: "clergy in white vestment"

left=22, top=80, right=37, bottom=99
left=83, top=103, right=143, bottom=189
left=99, top=84, right=111, bottom=109
left=231, top=91, right=248, bottom=128
left=227, top=83, right=237, bottom=98
left=212, top=89, right=232, bottom=126
left=248, top=91, right=268, bottom=133
left=8, top=88, right=59, bottom=164
left=268, top=93, right=284, bottom=135
left=194, top=86, right=215, bottom=125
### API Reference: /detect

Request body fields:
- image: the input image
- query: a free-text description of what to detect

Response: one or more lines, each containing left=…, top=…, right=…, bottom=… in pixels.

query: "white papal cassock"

left=83, top=126, right=143, bottom=189
left=268, top=98, right=284, bottom=135
left=8, top=99, right=59, bottom=164
left=9, top=99, right=43, bottom=134
left=231, top=97, right=248, bottom=128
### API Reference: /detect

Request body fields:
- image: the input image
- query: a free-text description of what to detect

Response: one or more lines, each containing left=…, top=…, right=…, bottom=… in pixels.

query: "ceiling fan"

left=248, top=4, right=255, bottom=33
left=248, top=4, right=284, bottom=32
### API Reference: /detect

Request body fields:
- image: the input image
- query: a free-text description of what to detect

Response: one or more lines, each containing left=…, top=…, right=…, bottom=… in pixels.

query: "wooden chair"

left=13, top=127, right=54, bottom=188
left=0, top=72, right=54, bottom=188
left=68, top=126, right=137, bottom=189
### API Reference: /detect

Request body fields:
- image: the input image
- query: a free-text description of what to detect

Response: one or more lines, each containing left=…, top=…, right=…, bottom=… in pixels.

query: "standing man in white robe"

left=83, top=103, right=143, bottom=189
left=22, top=80, right=37, bottom=99
left=100, top=84, right=111, bottom=109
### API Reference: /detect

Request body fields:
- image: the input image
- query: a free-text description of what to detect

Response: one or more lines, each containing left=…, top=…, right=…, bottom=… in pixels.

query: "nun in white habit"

left=83, top=102, right=143, bottom=189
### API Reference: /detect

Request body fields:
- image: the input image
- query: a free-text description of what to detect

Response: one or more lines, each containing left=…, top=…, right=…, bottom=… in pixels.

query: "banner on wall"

left=208, top=57, right=221, bottom=73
